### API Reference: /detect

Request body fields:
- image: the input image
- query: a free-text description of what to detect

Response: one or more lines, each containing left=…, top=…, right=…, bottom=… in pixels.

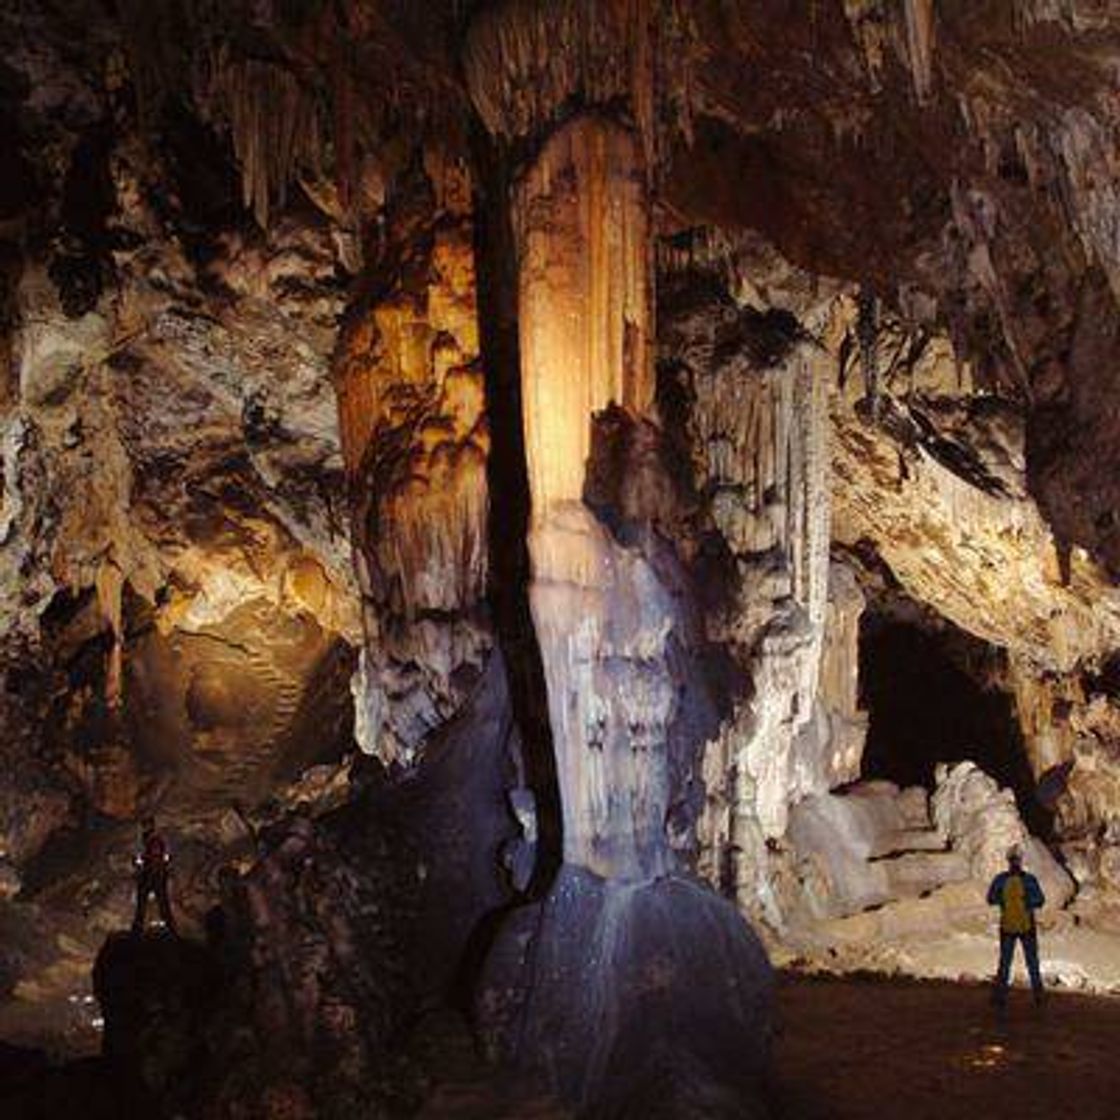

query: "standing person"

left=987, top=847, right=1045, bottom=1007
left=131, top=815, right=178, bottom=935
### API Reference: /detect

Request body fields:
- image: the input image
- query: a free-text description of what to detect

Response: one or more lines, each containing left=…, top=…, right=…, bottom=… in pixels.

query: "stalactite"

left=464, top=0, right=696, bottom=170
left=656, top=226, right=743, bottom=293
left=118, top=0, right=467, bottom=231
left=857, top=284, right=880, bottom=418
left=331, top=49, right=356, bottom=212
left=1048, top=103, right=1120, bottom=303
left=902, top=0, right=936, bottom=104
left=947, top=180, right=1033, bottom=396
left=95, top=559, right=124, bottom=710
left=205, top=47, right=326, bottom=229
left=466, top=0, right=649, bottom=151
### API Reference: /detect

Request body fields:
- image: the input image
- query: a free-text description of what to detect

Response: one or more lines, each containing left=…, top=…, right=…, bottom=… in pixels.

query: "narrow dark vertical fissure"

left=471, top=127, right=563, bottom=898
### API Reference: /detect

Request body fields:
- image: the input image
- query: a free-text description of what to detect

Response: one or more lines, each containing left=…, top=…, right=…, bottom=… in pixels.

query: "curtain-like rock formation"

left=334, top=157, right=490, bottom=769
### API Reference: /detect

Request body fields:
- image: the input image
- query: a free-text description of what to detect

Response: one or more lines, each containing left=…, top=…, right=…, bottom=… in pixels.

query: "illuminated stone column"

left=515, top=116, right=653, bottom=520
left=467, top=7, right=772, bottom=1111
left=511, top=116, right=672, bottom=880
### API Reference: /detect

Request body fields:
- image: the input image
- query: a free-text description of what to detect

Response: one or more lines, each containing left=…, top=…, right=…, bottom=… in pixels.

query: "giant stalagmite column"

left=516, top=116, right=673, bottom=881
left=466, top=3, right=772, bottom=1114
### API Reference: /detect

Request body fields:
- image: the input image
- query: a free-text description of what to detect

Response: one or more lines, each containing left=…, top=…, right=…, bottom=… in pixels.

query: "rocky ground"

left=772, top=973, right=1120, bottom=1120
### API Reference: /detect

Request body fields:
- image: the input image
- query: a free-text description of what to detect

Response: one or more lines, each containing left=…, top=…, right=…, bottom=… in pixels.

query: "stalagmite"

left=514, top=116, right=667, bottom=878
left=466, top=3, right=771, bottom=1112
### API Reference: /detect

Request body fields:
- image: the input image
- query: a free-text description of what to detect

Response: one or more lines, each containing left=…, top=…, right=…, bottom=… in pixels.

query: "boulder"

left=92, top=930, right=219, bottom=1104
left=932, top=762, right=1076, bottom=909
left=478, top=866, right=773, bottom=1118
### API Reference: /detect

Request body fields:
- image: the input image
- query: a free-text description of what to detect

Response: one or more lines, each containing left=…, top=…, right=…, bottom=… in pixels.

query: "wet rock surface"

left=480, top=866, right=773, bottom=1119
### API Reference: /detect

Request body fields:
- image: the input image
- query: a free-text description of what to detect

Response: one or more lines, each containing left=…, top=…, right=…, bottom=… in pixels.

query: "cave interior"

left=2, top=2, right=1120, bottom=1118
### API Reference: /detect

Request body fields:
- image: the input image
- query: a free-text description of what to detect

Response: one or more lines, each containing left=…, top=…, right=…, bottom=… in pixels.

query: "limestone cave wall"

left=3, top=2, right=1120, bottom=1118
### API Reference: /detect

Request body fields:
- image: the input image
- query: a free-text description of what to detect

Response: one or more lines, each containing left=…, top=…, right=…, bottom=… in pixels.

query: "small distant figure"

left=131, top=815, right=178, bottom=936
left=987, top=847, right=1045, bottom=1007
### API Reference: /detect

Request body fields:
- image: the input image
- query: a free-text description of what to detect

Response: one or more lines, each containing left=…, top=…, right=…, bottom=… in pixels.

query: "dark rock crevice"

left=471, top=127, right=564, bottom=899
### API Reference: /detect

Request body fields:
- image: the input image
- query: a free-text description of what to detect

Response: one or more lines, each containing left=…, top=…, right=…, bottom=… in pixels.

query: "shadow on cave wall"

left=858, top=608, right=1052, bottom=839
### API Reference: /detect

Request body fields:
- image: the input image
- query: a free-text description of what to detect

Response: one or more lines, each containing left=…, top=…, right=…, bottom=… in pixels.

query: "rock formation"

left=2, top=2, right=1120, bottom=1117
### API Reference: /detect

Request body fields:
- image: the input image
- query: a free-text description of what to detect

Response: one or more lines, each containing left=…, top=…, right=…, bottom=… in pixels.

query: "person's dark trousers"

left=132, top=872, right=177, bottom=935
left=993, top=931, right=1043, bottom=1003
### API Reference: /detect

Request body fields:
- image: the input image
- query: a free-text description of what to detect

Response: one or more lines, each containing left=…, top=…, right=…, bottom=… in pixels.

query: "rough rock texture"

left=6, top=0, right=1120, bottom=1112
left=195, top=805, right=421, bottom=1120
left=652, top=224, right=1120, bottom=957
left=831, top=343, right=1120, bottom=672
left=479, top=867, right=772, bottom=1119
left=334, top=156, right=490, bottom=769
left=93, top=931, right=218, bottom=1105
left=931, top=761, right=1072, bottom=905
left=784, top=766, right=1074, bottom=933
left=668, top=4, right=1120, bottom=593
left=0, top=1, right=368, bottom=1045
left=655, top=247, right=853, bottom=937
left=85, top=801, right=422, bottom=1120
left=828, top=300, right=1120, bottom=850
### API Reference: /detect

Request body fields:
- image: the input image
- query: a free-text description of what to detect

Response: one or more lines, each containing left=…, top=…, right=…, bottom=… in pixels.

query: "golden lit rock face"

left=333, top=172, right=491, bottom=765
left=514, top=117, right=654, bottom=523
left=830, top=331, right=1120, bottom=675
left=335, top=219, right=487, bottom=619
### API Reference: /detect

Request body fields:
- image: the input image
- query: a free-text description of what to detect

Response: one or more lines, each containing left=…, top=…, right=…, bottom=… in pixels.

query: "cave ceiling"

left=5, top=2, right=1119, bottom=581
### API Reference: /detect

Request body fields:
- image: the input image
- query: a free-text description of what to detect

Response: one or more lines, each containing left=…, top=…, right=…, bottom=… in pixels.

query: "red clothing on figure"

left=132, top=826, right=177, bottom=934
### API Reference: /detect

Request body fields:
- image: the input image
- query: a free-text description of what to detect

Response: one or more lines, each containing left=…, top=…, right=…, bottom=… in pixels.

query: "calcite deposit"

left=3, top=2, right=1120, bottom=1118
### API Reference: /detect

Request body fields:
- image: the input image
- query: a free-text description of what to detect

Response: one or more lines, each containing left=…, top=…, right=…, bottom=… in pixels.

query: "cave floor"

left=4, top=971, right=1120, bottom=1118
left=772, top=973, right=1120, bottom=1120
left=400, top=973, right=1120, bottom=1119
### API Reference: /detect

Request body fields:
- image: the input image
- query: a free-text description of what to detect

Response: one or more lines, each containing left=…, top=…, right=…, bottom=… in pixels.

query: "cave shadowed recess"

left=858, top=610, right=1050, bottom=837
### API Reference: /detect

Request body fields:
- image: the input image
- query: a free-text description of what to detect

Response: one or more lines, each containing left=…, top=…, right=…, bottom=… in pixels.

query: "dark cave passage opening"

left=858, top=608, right=1051, bottom=838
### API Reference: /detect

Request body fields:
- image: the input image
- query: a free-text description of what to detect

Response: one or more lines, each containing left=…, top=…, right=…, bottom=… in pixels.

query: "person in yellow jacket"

left=986, top=848, right=1045, bottom=1007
